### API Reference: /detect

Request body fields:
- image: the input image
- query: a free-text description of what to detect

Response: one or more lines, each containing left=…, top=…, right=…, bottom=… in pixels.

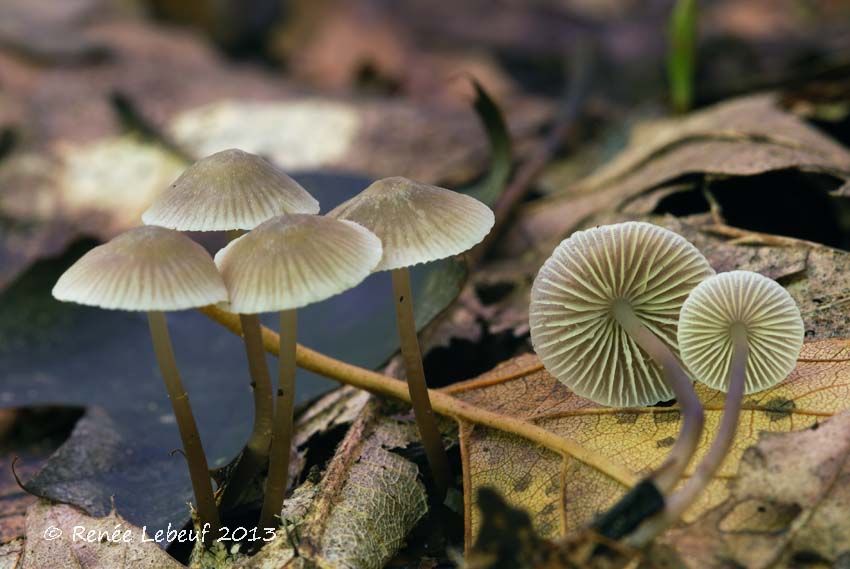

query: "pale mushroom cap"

left=328, top=176, right=494, bottom=272
left=52, top=225, right=228, bottom=311
left=529, top=222, right=715, bottom=407
left=215, top=214, right=382, bottom=313
left=678, top=270, right=804, bottom=394
left=141, top=148, right=320, bottom=231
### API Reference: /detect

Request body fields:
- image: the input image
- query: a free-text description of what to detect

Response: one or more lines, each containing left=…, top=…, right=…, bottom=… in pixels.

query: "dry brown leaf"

left=448, top=340, right=850, bottom=549
left=20, top=500, right=182, bottom=569
left=504, top=93, right=850, bottom=257
left=648, top=409, right=850, bottom=569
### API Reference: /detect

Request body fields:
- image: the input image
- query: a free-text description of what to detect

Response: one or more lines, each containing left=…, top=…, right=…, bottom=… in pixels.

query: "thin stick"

left=613, top=302, right=704, bottom=494
left=629, top=325, right=749, bottom=546
left=219, top=313, right=275, bottom=512
left=392, top=267, right=453, bottom=500
left=259, top=309, right=298, bottom=530
left=199, top=305, right=638, bottom=488
left=147, top=311, right=220, bottom=546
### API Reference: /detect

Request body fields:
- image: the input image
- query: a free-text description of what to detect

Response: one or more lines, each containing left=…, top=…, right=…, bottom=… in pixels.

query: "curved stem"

left=259, top=309, right=298, bottom=531
left=630, top=324, right=749, bottom=546
left=613, top=302, right=704, bottom=494
left=199, top=305, right=639, bottom=488
left=219, top=313, right=275, bottom=513
left=392, top=267, right=452, bottom=501
left=147, top=311, right=220, bottom=546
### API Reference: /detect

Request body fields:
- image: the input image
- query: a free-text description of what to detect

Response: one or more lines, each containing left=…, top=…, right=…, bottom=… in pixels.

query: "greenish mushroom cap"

left=52, top=225, right=227, bottom=311
left=215, top=214, right=382, bottom=313
left=530, top=222, right=714, bottom=407
left=678, top=270, right=804, bottom=394
left=142, top=148, right=319, bottom=231
left=329, top=176, right=494, bottom=271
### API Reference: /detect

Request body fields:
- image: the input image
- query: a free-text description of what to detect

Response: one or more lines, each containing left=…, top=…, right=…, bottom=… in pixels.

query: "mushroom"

left=631, top=270, right=803, bottom=543
left=215, top=214, right=382, bottom=531
left=529, top=222, right=714, bottom=493
left=52, top=226, right=226, bottom=543
left=142, top=148, right=320, bottom=510
left=329, top=176, right=495, bottom=499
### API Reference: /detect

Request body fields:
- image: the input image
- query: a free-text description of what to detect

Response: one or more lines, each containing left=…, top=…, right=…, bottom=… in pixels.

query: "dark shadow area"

left=423, top=324, right=530, bottom=388
left=653, top=169, right=849, bottom=249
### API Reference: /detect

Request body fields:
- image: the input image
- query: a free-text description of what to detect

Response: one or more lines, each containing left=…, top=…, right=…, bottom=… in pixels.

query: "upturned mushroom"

left=215, top=214, right=382, bottom=530
left=529, top=222, right=714, bottom=493
left=142, top=148, right=320, bottom=510
left=631, top=270, right=803, bottom=543
left=52, top=226, right=226, bottom=544
left=329, top=176, right=495, bottom=499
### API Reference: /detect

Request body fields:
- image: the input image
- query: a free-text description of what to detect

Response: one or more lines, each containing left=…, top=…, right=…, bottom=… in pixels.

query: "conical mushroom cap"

left=215, top=214, right=382, bottom=313
left=530, top=222, right=715, bottom=407
left=142, top=148, right=319, bottom=231
left=329, top=176, right=494, bottom=272
left=678, top=270, right=804, bottom=394
left=52, top=225, right=227, bottom=311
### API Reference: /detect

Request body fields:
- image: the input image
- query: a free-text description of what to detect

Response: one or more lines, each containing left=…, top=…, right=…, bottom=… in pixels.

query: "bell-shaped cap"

left=678, top=270, right=804, bottom=394
left=142, top=148, right=319, bottom=231
left=328, top=176, right=494, bottom=272
left=52, top=226, right=228, bottom=311
left=530, top=222, right=714, bottom=407
left=215, top=214, right=382, bottom=313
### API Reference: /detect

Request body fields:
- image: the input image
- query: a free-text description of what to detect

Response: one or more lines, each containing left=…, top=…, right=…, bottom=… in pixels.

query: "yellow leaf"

left=448, top=339, right=850, bottom=548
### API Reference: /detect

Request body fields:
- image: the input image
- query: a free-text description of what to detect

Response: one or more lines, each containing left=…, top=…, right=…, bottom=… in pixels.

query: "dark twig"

left=10, top=456, right=27, bottom=492
left=469, top=38, right=594, bottom=266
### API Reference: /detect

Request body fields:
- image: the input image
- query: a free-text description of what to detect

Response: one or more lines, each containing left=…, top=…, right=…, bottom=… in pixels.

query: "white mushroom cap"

left=328, top=176, right=494, bottom=272
left=678, top=270, right=804, bottom=394
left=530, top=222, right=715, bottom=407
left=215, top=214, right=382, bottom=313
left=142, top=148, right=320, bottom=231
left=52, top=226, right=228, bottom=311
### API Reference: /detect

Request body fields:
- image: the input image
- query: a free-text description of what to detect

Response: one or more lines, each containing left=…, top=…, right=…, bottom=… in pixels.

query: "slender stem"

left=392, top=267, right=453, bottom=501
left=199, top=305, right=639, bottom=488
left=146, top=311, right=220, bottom=546
left=629, top=324, right=749, bottom=546
left=218, top=313, right=275, bottom=512
left=259, top=309, right=298, bottom=531
left=613, top=301, right=704, bottom=494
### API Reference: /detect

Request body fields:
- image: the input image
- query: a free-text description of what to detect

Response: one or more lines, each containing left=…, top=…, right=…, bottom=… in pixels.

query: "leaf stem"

left=199, top=305, right=638, bottom=488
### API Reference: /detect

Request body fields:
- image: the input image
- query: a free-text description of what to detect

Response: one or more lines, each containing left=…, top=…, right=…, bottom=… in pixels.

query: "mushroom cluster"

left=51, top=149, right=494, bottom=542
left=529, top=222, right=805, bottom=544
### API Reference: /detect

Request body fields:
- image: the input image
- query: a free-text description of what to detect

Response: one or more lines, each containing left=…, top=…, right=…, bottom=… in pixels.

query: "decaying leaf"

left=20, top=500, right=182, bottom=569
left=448, top=340, right=850, bottom=548
left=649, top=409, right=850, bottom=569
left=505, top=93, right=850, bottom=256
left=248, top=400, right=429, bottom=569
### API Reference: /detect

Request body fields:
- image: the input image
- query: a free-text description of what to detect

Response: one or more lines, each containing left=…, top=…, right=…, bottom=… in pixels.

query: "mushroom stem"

left=258, top=309, right=298, bottom=531
left=613, top=301, right=704, bottom=493
left=218, top=313, right=275, bottom=512
left=392, top=267, right=452, bottom=501
left=146, top=311, right=220, bottom=546
left=629, top=323, right=749, bottom=545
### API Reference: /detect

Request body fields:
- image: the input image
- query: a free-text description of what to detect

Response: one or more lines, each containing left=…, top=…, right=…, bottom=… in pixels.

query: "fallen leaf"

left=448, top=339, right=850, bottom=549
left=649, top=409, right=850, bottom=569
left=20, top=500, right=182, bottom=568
left=505, top=93, right=850, bottom=256
left=247, top=400, right=429, bottom=569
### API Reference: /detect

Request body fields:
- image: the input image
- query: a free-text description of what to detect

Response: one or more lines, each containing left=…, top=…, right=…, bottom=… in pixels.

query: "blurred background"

left=1, top=0, right=849, bottom=562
